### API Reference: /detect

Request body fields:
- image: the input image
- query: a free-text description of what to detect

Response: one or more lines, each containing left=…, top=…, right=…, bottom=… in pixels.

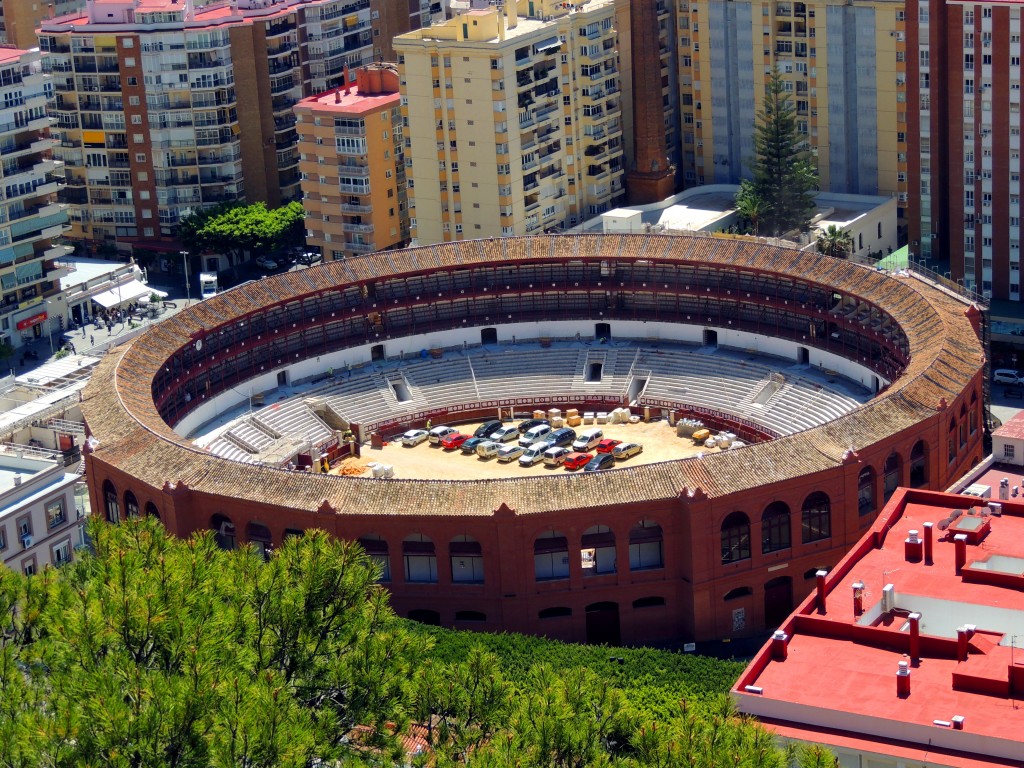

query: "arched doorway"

left=245, top=522, right=273, bottom=559
left=883, top=452, right=901, bottom=501
left=103, top=480, right=120, bottom=523
left=210, top=514, right=236, bottom=550
left=585, top=601, right=621, bottom=645
left=764, top=576, right=793, bottom=628
left=909, top=440, right=928, bottom=488
left=144, top=501, right=160, bottom=519
left=408, top=609, right=441, bottom=626
left=123, top=491, right=139, bottom=519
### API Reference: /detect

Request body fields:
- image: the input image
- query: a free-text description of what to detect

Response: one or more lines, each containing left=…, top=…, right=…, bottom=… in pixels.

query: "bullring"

left=81, top=234, right=987, bottom=644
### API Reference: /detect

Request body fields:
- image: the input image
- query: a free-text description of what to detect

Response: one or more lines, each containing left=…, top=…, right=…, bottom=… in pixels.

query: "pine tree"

left=738, top=69, right=818, bottom=238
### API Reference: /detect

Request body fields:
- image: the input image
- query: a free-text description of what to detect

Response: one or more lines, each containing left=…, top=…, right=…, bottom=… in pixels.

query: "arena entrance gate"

left=764, top=576, right=793, bottom=629
left=585, top=601, right=621, bottom=645
left=595, top=322, right=611, bottom=341
left=481, top=327, right=497, bottom=345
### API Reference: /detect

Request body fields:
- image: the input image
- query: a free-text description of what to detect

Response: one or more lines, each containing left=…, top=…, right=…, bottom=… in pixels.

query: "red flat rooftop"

left=734, top=487, right=1024, bottom=767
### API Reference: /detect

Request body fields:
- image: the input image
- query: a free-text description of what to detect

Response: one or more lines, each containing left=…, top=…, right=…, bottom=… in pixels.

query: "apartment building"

left=37, top=0, right=421, bottom=249
left=296, top=63, right=409, bottom=260
left=907, top=0, right=1024, bottom=301
left=395, top=0, right=626, bottom=245
left=0, top=0, right=84, bottom=48
left=0, top=47, right=71, bottom=350
left=680, top=0, right=906, bottom=213
left=0, top=445, right=83, bottom=575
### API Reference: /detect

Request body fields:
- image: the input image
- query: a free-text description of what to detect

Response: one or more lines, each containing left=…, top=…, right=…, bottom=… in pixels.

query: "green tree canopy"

left=0, top=518, right=836, bottom=768
left=736, top=69, right=818, bottom=238
left=178, top=201, right=305, bottom=266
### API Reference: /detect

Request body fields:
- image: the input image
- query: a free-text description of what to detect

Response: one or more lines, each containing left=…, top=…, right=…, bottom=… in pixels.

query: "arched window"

left=801, top=492, right=831, bottom=543
left=144, top=501, right=160, bottom=519
left=723, top=586, right=753, bottom=601
left=721, top=512, right=751, bottom=564
left=581, top=525, right=616, bottom=575
left=632, top=596, right=666, bottom=609
left=883, top=452, right=901, bottom=501
left=761, top=502, right=790, bottom=554
left=103, top=480, right=120, bottom=523
left=123, top=491, right=139, bottom=519
left=403, top=534, right=437, bottom=583
left=210, top=514, right=235, bottom=550
left=858, top=466, right=876, bottom=516
left=534, top=530, right=569, bottom=581
left=959, top=404, right=968, bottom=448
left=970, top=392, right=978, bottom=435
left=539, top=606, right=572, bottom=619
left=450, top=535, right=484, bottom=584
left=629, top=520, right=663, bottom=570
left=948, top=418, right=958, bottom=464
left=909, top=440, right=928, bottom=488
left=357, top=535, right=390, bottom=582
left=245, top=522, right=273, bottom=559
left=408, top=609, right=440, bottom=625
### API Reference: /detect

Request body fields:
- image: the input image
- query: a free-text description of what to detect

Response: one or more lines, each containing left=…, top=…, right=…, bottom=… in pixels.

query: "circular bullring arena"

left=81, top=234, right=987, bottom=646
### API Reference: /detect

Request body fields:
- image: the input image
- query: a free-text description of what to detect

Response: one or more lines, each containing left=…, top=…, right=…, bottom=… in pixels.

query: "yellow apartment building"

left=395, top=0, right=625, bottom=245
left=295, top=63, right=409, bottom=260
left=679, top=0, right=906, bottom=223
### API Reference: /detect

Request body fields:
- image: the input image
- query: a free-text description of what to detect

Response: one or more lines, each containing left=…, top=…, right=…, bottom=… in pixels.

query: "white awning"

left=534, top=36, right=561, bottom=52
left=90, top=279, right=156, bottom=308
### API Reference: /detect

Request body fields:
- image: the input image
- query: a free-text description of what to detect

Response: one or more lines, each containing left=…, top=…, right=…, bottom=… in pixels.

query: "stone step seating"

left=205, top=437, right=259, bottom=463
left=321, top=374, right=394, bottom=424
left=225, top=420, right=278, bottom=453
left=398, top=357, right=479, bottom=407
left=473, top=348, right=580, bottom=399
left=252, top=397, right=334, bottom=447
left=637, top=348, right=769, bottom=411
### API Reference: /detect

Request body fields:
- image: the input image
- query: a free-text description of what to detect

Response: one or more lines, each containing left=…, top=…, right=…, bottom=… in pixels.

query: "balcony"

left=346, top=242, right=375, bottom=253
left=345, top=222, right=374, bottom=233
left=341, top=203, right=372, bottom=214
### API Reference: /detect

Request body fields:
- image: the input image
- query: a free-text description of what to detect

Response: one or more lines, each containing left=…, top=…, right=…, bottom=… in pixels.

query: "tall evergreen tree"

left=737, top=69, right=818, bottom=238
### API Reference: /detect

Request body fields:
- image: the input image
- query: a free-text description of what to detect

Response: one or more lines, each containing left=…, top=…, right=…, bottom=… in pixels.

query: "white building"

left=0, top=445, right=84, bottom=575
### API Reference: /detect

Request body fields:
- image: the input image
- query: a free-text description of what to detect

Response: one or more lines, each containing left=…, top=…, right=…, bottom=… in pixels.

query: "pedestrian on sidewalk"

left=90, top=335, right=95, bottom=346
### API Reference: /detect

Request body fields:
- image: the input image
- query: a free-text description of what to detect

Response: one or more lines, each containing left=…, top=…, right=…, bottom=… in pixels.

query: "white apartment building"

left=0, top=445, right=84, bottom=575
left=0, top=47, right=72, bottom=351
left=396, top=0, right=626, bottom=244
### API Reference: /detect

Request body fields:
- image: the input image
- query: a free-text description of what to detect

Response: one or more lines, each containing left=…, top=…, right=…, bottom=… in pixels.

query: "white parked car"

left=401, top=429, right=429, bottom=447
left=428, top=425, right=459, bottom=444
left=994, top=369, right=1022, bottom=385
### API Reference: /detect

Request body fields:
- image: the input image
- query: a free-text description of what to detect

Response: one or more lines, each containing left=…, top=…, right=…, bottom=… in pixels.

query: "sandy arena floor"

left=335, top=418, right=731, bottom=480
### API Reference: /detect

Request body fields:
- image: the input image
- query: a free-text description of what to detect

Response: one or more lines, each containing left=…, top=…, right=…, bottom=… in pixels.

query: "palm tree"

left=816, top=224, right=853, bottom=258
left=735, top=180, right=767, bottom=236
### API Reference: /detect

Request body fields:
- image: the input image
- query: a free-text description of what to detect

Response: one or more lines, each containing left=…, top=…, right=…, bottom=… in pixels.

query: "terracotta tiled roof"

left=81, top=235, right=985, bottom=514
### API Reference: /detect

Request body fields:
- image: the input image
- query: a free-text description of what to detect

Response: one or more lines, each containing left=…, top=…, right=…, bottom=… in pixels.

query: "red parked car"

left=563, top=452, right=593, bottom=470
left=440, top=432, right=471, bottom=450
left=595, top=438, right=622, bottom=454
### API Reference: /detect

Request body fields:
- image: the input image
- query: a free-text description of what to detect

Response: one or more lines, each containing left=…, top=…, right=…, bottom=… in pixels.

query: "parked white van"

left=519, top=424, right=553, bottom=447
left=475, top=440, right=501, bottom=459
left=994, top=369, right=1022, bottom=385
left=572, top=428, right=604, bottom=452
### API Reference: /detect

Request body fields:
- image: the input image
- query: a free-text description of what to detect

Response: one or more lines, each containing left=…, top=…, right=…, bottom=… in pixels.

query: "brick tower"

left=625, top=0, right=675, bottom=204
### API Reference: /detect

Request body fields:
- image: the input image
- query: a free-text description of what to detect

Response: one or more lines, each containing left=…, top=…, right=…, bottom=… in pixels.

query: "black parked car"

left=474, top=420, right=504, bottom=438
left=517, top=418, right=550, bottom=434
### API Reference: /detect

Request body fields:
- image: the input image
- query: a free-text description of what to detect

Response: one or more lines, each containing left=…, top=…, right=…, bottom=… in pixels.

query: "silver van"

left=475, top=440, right=501, bottom=459
left=519, top=424, right=553, bottom=447
left=572, top=428, right=604, bottom=452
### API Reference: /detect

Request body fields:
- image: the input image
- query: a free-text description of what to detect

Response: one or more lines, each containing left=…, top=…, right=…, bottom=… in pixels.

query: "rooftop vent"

left=12, top=474, right=21, bottom=486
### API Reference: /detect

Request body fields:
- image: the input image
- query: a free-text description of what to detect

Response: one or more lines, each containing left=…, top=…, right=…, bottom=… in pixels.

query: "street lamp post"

left=180, top=250, right=191, bottom=305
left=44, top=302, right=54, bottom=355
